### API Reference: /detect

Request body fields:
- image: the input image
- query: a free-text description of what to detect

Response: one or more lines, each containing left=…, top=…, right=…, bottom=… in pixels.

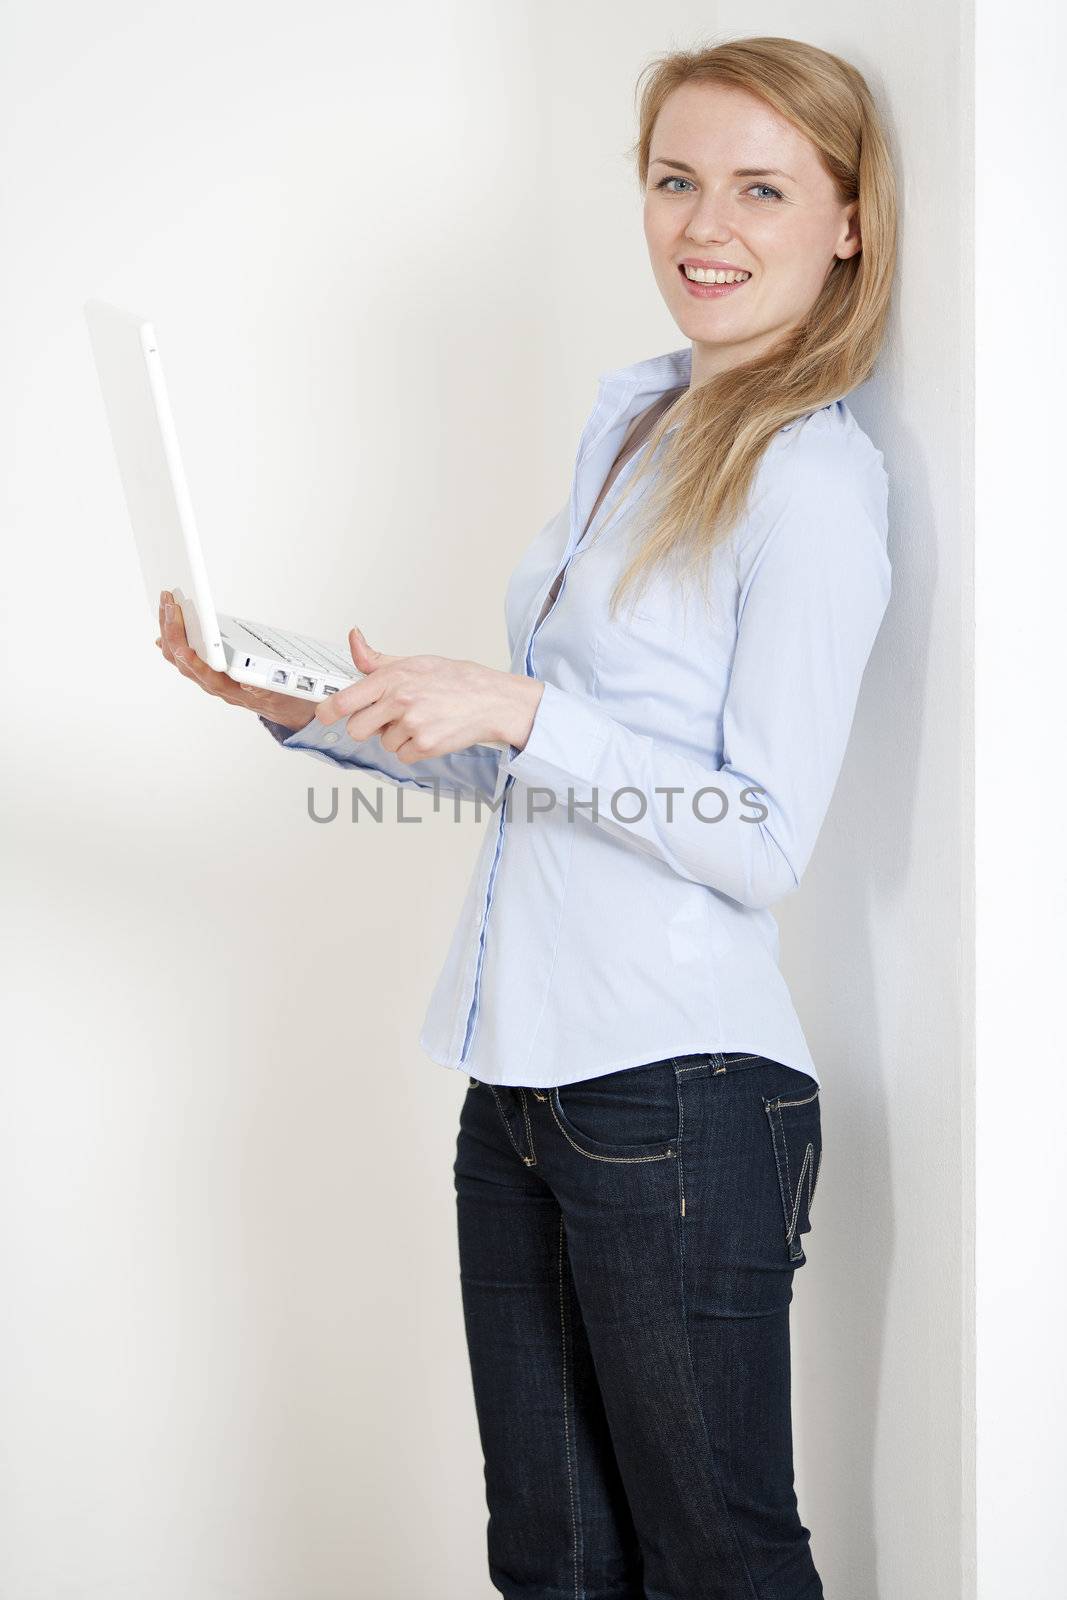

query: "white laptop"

left=84, top=299, right=506, bottom=750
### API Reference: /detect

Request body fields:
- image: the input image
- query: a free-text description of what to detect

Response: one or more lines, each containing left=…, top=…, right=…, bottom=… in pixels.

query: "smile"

left=677, top=264, right=751, bottom=299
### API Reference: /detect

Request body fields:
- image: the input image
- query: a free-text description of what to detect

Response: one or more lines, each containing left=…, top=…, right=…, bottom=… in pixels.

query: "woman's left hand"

left=314, top=626, right=544, bottom=760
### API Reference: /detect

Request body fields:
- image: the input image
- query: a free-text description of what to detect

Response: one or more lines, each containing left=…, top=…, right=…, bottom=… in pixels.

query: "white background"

left=974, top=1, right=1066, bottom=1597
left=0, top=2, right=1014, bottom=1596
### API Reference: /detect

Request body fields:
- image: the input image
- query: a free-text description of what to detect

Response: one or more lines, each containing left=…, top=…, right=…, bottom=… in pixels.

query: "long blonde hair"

left=607, top=35, right=898, bottom=618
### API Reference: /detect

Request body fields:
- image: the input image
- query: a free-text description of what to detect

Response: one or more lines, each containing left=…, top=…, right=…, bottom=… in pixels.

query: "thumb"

left=348, top=625, right=393, bottom=671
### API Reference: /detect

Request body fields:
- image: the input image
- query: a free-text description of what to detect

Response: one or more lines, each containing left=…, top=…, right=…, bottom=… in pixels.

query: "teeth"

left=683, top=266, right=750, bottom=284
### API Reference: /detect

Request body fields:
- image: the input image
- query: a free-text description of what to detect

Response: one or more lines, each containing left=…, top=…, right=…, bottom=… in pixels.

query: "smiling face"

left=643, top=81, right=861, bottom=389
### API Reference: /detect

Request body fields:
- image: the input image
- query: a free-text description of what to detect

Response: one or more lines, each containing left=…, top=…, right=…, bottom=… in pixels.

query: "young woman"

left=158, top=35, right=895, bottom=1600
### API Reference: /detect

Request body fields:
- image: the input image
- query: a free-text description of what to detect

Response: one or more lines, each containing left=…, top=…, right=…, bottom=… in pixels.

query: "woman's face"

left=643, top=81, right=860, bottom=387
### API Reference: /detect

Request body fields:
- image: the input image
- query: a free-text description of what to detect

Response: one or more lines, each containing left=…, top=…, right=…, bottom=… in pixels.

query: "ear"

left=837, top=200, right=862, bottom=262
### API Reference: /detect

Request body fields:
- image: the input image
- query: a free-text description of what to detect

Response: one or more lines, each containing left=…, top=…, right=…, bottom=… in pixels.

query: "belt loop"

left=711, top=1052, right=728, bottom=1075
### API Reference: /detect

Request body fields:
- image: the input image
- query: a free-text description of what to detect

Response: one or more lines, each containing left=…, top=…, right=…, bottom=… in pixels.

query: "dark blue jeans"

left=453, top=1051, right=824, bottom=1600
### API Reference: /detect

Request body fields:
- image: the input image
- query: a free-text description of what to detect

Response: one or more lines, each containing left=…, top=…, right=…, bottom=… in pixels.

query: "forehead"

left=651, top=81, right=819, bottom=178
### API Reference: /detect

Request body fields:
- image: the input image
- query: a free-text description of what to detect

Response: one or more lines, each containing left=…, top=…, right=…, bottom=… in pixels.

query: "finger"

left=343, top=696, right=398, bottom=744
left=315, top=673, right=382, bottom=725
left=167, top=641, right=205, bottom=681
left=388, top=732, right=427, bottom=765
left=160, top=593, right=188, bottom=657
left=376, top=717, right=409, bottom=755
left=176, top=646, right=235, bottom=696
left=155, top=590, right=282, bottom=709
left=165, top=631, right=239, bottom=698
left=161, top=595, right=206, bottom=675
left=348, top=626, right=400, bottom=672
left=163, top=591, right=187, bottom=640
left=155, top=593, right=232, bottom=697
left=158, top=623, right=178, bottom=664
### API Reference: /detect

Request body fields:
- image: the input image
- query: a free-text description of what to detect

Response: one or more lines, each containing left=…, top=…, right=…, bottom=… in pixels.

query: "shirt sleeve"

left=258, top=713, right=503, bottom=806
left=499, top=462, right=892, bottom=909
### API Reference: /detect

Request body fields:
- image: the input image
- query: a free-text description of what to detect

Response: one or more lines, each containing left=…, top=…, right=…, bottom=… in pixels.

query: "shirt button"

left=322, top=731, right=341, bottom=745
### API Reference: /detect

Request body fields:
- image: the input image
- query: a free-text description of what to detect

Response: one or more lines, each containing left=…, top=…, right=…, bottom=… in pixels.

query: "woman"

left=158, top=35, right=895, bottom=1600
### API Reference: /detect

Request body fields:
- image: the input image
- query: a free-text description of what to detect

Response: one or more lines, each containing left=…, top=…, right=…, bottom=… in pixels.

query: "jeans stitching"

left=515, top=1086, right=538, bottom=1167
left=675, top=1082, right=761, bottom=1597
left=488, top=1085, right=530, bottom=1167
left=788, top=1141, right=818, bottom=1242
left=776, top=1104, right=794, bottom=1224
left=676, top=1070, right=687, bottom=1218
left=764, top=1086, right=820, bottom=1251
left=810, top=1145, right=823, bottom=1209
left=675, top=1053, right=761, bottom=1078
left=766, top=1087, right=820, bottom=1110
left=547, top=1091, right=677, bottom=1165
left=764, top=1100, right=807, bottom=1260
left=557, top=1214, right=584, bottom=1599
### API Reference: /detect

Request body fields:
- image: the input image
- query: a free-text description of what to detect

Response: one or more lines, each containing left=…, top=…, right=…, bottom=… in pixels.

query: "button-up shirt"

left=261, top=343, right=892, bottom=1089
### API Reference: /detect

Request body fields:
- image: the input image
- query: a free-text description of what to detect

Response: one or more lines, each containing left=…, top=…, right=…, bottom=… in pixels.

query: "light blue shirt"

left=262, top=344, right=891, bottom=1089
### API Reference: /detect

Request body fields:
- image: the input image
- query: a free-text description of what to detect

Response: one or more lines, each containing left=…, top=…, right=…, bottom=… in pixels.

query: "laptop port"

left=271, top=668, right=290, bottom=686
left=322, top=683, right=340, bottom=694
left=296, top=675, right=315, bottom=692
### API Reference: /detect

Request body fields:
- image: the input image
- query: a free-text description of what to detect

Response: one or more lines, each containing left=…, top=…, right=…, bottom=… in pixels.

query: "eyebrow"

left=649, top=159, right=797, bottom=183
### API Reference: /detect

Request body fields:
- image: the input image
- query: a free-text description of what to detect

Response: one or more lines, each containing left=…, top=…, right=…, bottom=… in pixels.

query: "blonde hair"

left=607, top=35, right=898, bottom=618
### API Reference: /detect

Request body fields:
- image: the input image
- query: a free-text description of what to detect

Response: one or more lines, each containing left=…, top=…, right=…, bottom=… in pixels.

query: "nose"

left=684, top=191, right=735, bottom=244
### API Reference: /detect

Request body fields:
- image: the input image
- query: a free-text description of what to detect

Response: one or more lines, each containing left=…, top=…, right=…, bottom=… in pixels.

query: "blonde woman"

left=159, top=34, right=895, bottom=1600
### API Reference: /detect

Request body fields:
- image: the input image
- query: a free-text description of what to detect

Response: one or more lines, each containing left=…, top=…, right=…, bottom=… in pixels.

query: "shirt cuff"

left=501, top=679, right=612, bottom=790
left=260, top=715, right=308, bottom=745
left=258, top=712, right=353, bottom=754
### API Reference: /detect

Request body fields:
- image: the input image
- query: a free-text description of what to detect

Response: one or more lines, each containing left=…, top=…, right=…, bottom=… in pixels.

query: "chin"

left=676, top=310, right=745, bottom=345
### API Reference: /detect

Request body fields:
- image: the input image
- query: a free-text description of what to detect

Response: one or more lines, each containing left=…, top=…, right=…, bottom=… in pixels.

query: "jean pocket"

left=761, top=1074, right=822, bottom=1263
left=549, top=1058, right=680, bottom=1164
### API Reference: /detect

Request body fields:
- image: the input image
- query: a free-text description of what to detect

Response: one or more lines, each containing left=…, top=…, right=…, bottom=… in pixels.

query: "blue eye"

left=652, top=175, right=783, bottom=201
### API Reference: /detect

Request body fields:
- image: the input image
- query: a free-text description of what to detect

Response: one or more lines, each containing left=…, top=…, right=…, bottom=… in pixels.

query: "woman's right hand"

left=156, top=589, right=318, bottom=734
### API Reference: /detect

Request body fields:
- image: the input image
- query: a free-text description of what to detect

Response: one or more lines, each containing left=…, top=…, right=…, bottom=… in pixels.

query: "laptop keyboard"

left=233, top=618, right=356, bottom=677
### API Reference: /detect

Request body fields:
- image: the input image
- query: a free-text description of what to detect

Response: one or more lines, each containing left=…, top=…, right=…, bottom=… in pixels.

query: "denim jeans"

left=453, top=1051, right=824, bottom=1600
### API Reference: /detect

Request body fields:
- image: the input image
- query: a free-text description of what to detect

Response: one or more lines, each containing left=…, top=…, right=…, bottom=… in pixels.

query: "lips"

left=677, top=264, right=751, bottom=299
left=677, top=263, right=751, bottom=282
left=677, top=261, right=751, bottom=275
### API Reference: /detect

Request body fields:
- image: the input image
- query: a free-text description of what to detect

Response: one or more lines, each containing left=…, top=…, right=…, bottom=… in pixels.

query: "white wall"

left=974, top=2, right=1066, bottom=1596
left=1, top=3, right=977, bottom=1596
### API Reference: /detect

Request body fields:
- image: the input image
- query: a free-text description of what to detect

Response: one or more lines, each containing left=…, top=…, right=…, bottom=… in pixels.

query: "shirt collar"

left=593, top=343, right=693, bottom=402
left=594, top=344, right=817, bottom=435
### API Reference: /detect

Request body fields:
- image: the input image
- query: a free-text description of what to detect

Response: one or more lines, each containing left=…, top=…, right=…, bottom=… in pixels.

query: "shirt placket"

left=453, top=378, right=647, bottom=1068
